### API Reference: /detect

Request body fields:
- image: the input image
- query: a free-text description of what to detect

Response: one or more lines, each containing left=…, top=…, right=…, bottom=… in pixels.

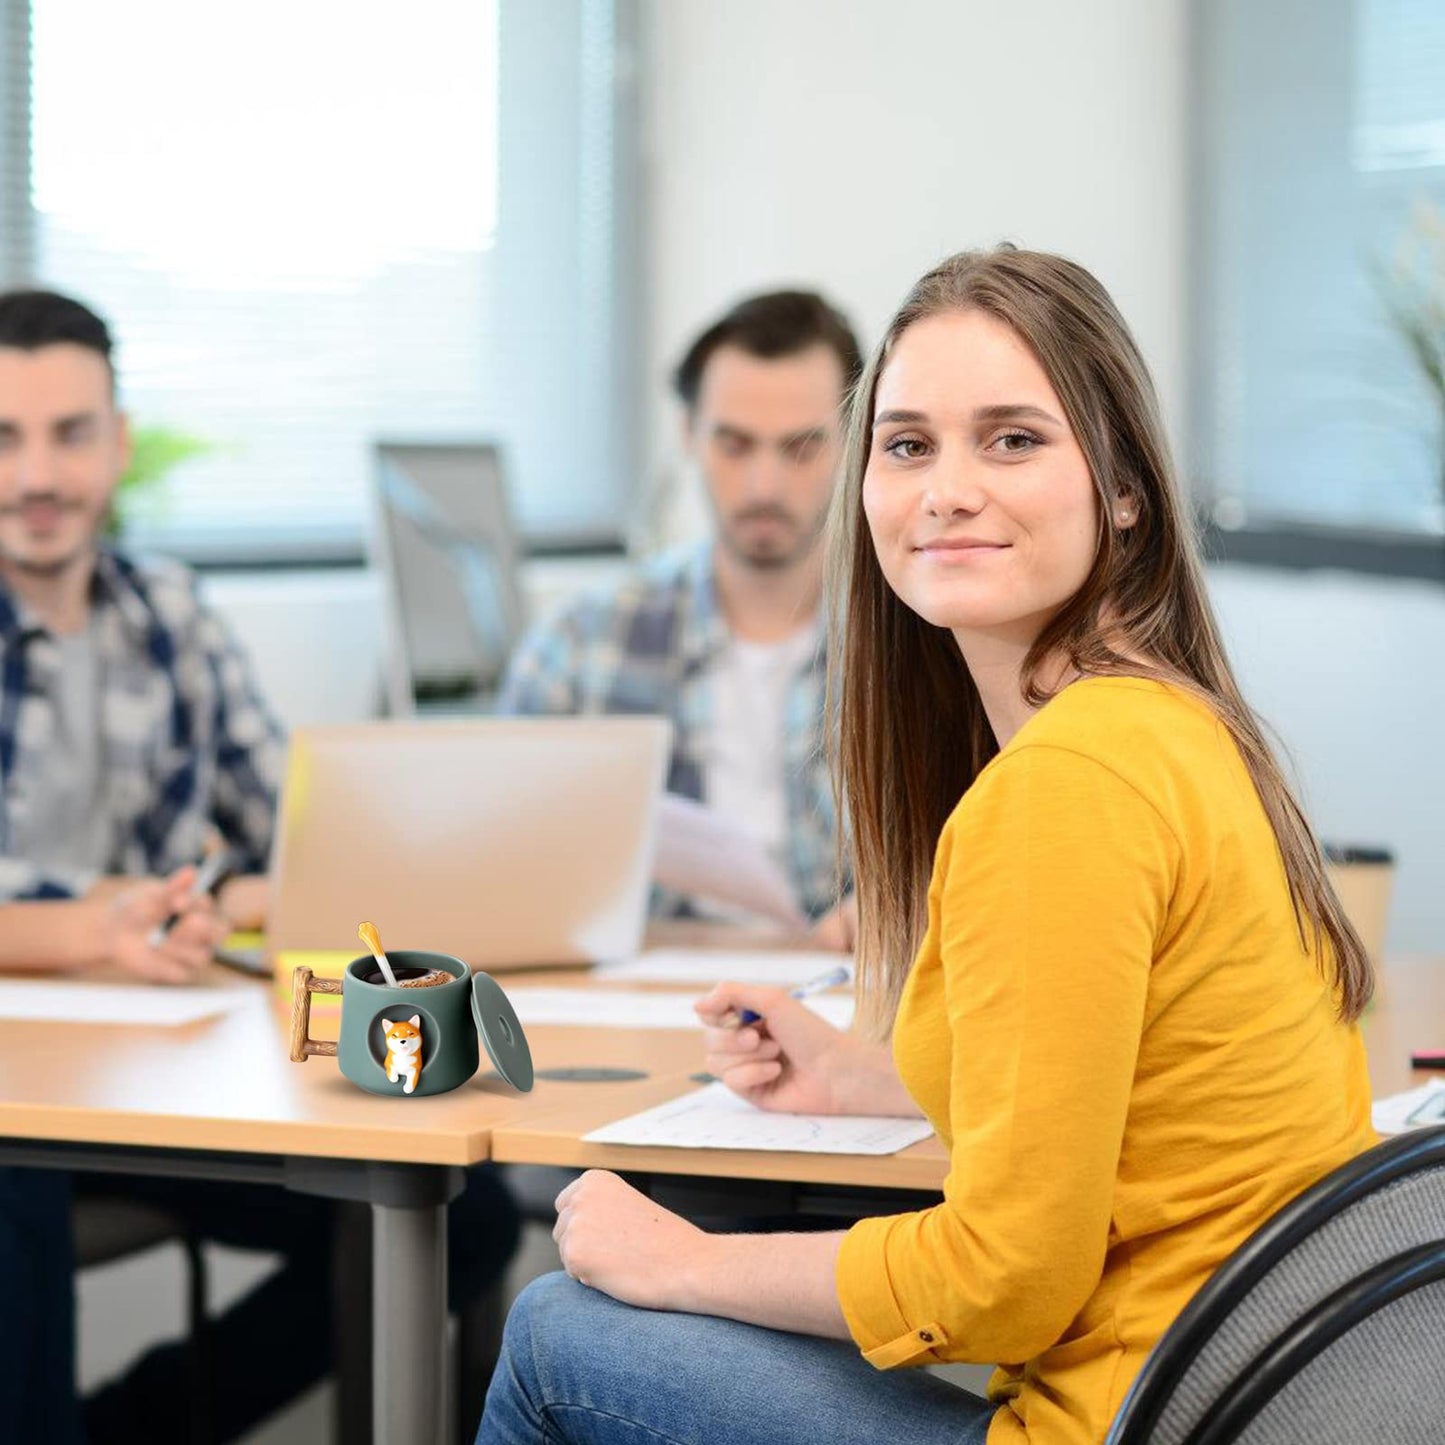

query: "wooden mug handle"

left=288, top=965, right=342, bottom=1062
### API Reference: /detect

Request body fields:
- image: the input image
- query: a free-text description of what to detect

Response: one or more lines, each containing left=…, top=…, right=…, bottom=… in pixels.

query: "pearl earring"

left=1116, top=509, right=1133, bottom=525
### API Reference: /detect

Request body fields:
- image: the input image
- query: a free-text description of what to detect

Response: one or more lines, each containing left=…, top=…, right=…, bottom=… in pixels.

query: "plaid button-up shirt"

left=496, top=542, right=846, bottom=920
left=0, top=547, right=284, bottom=901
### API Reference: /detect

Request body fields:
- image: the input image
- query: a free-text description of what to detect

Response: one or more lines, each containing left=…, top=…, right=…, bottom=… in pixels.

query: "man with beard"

left=0, top=292, right=280, bottom=922
left=499, top=290, right=861, bottom=940
left=0, top=288, right=519, bottom=1443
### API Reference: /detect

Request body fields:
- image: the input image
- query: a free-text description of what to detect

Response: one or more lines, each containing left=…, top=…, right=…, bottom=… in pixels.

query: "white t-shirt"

left=15, top=619, right=112, bottom=874
left=701, top=623, right=819, bottom=874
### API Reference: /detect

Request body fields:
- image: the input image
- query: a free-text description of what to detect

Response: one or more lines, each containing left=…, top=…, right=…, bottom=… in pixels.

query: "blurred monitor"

left=371, top=441, right=526, bottom=715
left=268, top=717, right=671, bottom=968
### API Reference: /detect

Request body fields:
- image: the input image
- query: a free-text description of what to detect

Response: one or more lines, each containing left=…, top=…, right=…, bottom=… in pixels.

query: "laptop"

left=267, top=716, right=671, bottom=969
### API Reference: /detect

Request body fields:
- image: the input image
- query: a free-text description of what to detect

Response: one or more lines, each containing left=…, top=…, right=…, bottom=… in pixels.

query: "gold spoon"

left=358, top=920, right=399, bottom=988
left=358, top=921, right=450, bottom=989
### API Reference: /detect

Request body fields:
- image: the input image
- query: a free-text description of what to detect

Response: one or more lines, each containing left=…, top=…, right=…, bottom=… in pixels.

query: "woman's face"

left=863, top=309, right=1111, bottom=652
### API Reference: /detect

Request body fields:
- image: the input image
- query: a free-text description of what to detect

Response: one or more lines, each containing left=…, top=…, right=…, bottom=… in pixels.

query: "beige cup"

left=1324, top=846, right=1396, bottom=964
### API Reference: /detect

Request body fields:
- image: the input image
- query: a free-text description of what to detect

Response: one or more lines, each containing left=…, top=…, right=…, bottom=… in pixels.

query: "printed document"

left=596, top=948, right=849, bottom=988
left=1373, top=1077, right=1445, bottom=1134
left=654, top=793, right=807, bottom=928
left=505, top=986, right=854, bottom=1031
left=584, top=1081, right=934, bottom=1155
left=0, top=979, right=249, bottom=1027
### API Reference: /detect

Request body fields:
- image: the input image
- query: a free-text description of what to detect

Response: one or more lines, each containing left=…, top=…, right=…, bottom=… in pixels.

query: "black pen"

left=147, top=851, right=237, bottom=947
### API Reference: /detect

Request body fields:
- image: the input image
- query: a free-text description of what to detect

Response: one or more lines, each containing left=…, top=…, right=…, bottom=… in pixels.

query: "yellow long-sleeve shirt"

left=836, top=677, right=1375, bottom=1444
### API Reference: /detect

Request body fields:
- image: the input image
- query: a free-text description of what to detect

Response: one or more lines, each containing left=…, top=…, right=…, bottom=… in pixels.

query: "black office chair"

left=73, top=1195, right=212, bottom=1443
left=1106, top=1124, right=1445, bottom=1444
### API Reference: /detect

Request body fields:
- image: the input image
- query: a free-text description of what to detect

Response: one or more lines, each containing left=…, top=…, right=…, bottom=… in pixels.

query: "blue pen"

left=732, top=963, right=853, bottom=1027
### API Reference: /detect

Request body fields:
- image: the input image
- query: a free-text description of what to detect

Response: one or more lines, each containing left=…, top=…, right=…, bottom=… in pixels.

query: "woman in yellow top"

left=476, top=248, right=1378, bottom=1445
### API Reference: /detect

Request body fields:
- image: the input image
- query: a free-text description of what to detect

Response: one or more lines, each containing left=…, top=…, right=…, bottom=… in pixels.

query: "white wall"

left=638, top=0, right=1191, bottom=530
left=200, top=571, right=387, bottom=730
left=1208, top=565, right=1445, bottom=956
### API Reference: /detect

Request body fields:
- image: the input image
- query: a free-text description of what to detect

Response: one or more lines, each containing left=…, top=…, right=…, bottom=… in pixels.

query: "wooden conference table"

left=0, top=932, right=850, bottom=1445
left=0, top=945, right=1440, bottom=1445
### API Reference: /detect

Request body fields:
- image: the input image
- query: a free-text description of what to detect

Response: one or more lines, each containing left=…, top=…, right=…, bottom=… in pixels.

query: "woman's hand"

left=695, top=983, right=919, bottom=1117
left=553, top=1170, right=713, bottom=1311
left=553, top=1171, right=853, bottom=1339
left=106, top=868, right=229, bottom=984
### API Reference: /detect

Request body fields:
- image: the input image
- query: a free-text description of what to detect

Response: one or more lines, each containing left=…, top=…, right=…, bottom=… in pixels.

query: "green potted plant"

left=106, top=424, right=213, bottom=537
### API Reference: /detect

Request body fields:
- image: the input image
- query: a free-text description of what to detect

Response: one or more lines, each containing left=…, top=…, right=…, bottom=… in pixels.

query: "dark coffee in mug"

left=361, top=964, right=446, bottom=987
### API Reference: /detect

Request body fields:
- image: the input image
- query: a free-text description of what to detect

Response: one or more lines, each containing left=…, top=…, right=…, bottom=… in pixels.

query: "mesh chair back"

left=1199, top=1249, right=1445, bottom=1445
left=1106, top=1126, right=1445, bottom=1444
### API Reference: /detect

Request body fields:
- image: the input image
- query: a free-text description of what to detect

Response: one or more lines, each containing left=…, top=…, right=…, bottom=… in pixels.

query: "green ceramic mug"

left=289, top=950, right=533, bottom=1097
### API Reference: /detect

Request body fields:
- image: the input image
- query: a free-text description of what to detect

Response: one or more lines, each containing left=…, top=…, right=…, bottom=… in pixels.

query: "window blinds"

left=0, top=0, right=638, bottom=561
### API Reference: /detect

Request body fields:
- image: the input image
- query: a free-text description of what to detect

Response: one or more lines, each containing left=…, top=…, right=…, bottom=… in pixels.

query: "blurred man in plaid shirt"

left=0, top=289, right=518, bottom=1444
left=500, top=290, right=862, bottom=943
left=0, top=292, right=280, bottom=926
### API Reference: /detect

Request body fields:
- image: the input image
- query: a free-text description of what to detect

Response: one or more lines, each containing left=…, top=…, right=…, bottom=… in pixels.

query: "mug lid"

left=470, top=972, right=534, bottom=1093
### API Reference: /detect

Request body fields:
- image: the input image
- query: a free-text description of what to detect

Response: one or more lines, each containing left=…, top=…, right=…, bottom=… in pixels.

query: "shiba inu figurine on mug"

left=382, top=1014, right=424, bottom=1094
left=289, top=927, right=534, bottom=1097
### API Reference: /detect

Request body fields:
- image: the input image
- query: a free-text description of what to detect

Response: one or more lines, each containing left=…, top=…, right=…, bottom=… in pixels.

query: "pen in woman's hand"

left=725, top=964, right=853, bottom=1028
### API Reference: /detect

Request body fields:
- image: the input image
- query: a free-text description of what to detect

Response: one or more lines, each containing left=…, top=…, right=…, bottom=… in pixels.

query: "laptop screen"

left=268, top=716, right=670, bottom=968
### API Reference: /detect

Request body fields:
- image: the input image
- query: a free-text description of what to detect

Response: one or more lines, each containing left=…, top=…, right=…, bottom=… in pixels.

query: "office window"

left=1194, top=0, right=1445, bottom=545
left=0, top=0, right=639, bottom=561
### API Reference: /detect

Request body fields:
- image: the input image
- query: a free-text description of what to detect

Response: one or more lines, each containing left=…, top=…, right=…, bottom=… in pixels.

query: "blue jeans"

left=478, top=1272, right=996, bottom=1445
left=0, top=1169, right=84, bottom=1445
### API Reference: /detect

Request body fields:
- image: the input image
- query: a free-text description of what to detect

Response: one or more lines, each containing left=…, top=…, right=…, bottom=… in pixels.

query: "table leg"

left=373, top=1197, right=448, bottom=1445
left=334, top=1201, right=373, bottom=1445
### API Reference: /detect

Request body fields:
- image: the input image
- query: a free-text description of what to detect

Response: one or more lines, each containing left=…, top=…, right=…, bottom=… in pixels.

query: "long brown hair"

left=829, top=247, right=1373, bottom=1037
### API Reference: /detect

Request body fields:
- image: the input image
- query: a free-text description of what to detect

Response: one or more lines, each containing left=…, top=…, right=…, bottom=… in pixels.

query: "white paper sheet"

left=0, top=979, right=251, bottom=1027
left=653, top=793, right=807, bottom=928
left=596, top=948, right=850, bottom=988
left=584, top=1081, right=934, bottom=1155
left=1372, top=1078, right=1445, bottom=1134
left=505, top=986, right=854, bottom=1031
